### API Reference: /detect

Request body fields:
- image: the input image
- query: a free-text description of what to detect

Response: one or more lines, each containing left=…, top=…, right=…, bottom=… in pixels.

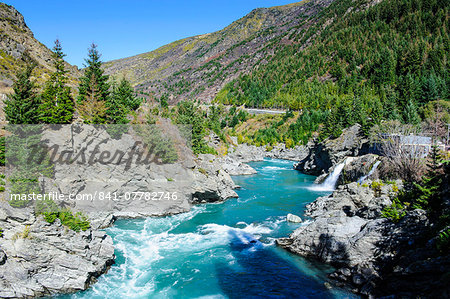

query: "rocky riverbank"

left=0, top=124, right=241, bottom=298
left=0, top=125, right=310, bottom=298
left=277, top=180, right=450, bottom=297
left=0, top=202, right=115, bottom=298
left=218, top=142, right=309, bottom=176
left=278, top=124, right=450, bottom=298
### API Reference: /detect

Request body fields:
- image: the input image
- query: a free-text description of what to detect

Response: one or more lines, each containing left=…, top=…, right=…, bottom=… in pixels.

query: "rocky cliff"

left=0, top=2, right=79, bottom=88
left=295, top=124, right=370, bottom=177
left=0, top=202, right=115, bottom=298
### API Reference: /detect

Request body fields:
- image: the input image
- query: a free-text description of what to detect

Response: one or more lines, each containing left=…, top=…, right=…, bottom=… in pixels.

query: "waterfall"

left=357, top=161, right=381, bottom=184
left=307, top=161, right=346, bottom=192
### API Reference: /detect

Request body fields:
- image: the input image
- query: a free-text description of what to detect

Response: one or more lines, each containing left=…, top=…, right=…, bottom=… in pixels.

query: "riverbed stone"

left=286, top=213, right=302, bottom=223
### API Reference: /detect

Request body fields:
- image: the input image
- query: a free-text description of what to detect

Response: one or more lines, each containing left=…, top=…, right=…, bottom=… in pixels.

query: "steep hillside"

left=104, top=0, right=335, bottom=103
left=217, top=0, right=449, bottom=138
left=0, top=2, right=79, bottom=89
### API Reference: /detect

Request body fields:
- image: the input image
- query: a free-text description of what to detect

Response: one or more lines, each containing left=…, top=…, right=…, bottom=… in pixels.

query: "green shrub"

left=437, top=227, right=450, bottom=253
left=382, top=198, right=406, bottom=223
left=58, top=209, right=90, bottom=232
left=391, top=184, right=399, bottom=193
left=371, top=181, right=384, bottom=197
left=237, top=134, right=244, bottom=144
left=35, top=200, right=90, bottom=232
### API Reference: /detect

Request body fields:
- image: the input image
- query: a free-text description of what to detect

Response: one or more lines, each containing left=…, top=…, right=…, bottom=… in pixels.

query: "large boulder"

left=306, top=181, right=400, bottom=219
left=279, top=210, right=369, bottom=266
left=286, top=213, right=302, bottom=223
left=0, top=213, right=115, bottom=298
left=338, top=154, right=380, bottom=185
left=218, top=156, right=257, bottom=176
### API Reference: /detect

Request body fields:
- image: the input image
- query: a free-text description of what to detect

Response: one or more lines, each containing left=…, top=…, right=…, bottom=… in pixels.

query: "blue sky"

left=5, top=0, right=297, bottom=67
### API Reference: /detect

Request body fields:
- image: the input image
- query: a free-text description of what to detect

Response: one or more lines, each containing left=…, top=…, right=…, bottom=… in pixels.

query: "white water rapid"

left=307, top=161, right=346, bottom=192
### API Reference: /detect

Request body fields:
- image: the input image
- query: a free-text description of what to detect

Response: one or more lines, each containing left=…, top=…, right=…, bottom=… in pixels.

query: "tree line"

left=216, top=0, right=449, bottom=141
left=4, top=40, right=141, bottom=125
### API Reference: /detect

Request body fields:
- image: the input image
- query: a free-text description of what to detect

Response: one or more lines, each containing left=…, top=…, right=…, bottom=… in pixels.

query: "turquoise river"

left=63, top=159, right=358, bottom=298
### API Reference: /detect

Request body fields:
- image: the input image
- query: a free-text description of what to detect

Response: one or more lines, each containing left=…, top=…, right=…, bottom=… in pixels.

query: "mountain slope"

left=0, top=2, right=79, bottom=89
left=104, top=0, right=335, bottom=103
left=216, top=0, right=449, bottom=139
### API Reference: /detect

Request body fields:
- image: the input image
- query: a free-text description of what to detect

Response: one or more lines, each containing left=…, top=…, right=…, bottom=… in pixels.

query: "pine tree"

left=107, top=81, right=128, bottom=125
left=78, top=44, right=109, bottom=124
left=413, top=145, right=443, bottom=211
left=39, top=39, right=74, bottom=124
left=115, top=78, right=141, bottom=111
left=4, top=65, right=41, bottom=124
left=403, top=99, right=421, bottom=125
left=77, top=75, right=108, bottom=124
left=420, top=74, right=439, bottom=104
left=373, top=49, right=396, bottom=86
left=399, top=74, right=419, bottom=106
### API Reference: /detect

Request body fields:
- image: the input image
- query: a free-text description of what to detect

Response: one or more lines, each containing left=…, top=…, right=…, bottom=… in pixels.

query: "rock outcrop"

left=337, top=154, right=380, bottom=185
left=0, top=203, right=114, bottom=298
left=277, top=181, right=450, bottom=298
left=221, top=143, right=309, bottom=176
left=295, top=125, right=369, bottom=176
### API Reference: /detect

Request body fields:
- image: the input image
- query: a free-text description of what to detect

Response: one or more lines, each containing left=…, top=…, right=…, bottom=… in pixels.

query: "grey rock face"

left=295, top=125, right=369, bottom=176
left=36, top=125, right=238, bottom=221
left=338, top=154, right=380, bottom=185
left=278, top=178, right=449, bottom=297
left=285, top=211, right=369, bottom=266
left=305, top=181, right=400, bottom=219
left=0, top=124, right=241, bottom=298
left=0, top=209, right=114, bottom=298
left=218, top=156, right=257, bottom=176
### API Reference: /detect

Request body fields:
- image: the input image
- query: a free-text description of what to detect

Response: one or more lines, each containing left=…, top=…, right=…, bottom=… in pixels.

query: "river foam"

left=63, top=159, right=356, bottom=299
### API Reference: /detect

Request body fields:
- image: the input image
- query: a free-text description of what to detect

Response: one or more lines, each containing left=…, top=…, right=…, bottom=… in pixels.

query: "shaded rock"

left=338, top=154, right=380, bottom=185
left=0, top=248, right=6, bottom=265
left=295, top=125, right=369, bottom=176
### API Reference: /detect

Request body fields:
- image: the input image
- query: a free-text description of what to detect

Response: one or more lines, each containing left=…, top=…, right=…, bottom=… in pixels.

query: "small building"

left=374, top=134, right=446, bottom=158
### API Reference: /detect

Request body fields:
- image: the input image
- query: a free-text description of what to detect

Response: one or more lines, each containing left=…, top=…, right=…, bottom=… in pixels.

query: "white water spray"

left=307, top=161, right=346, bottom=192
left=357, top=161, right=381, bottom=184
